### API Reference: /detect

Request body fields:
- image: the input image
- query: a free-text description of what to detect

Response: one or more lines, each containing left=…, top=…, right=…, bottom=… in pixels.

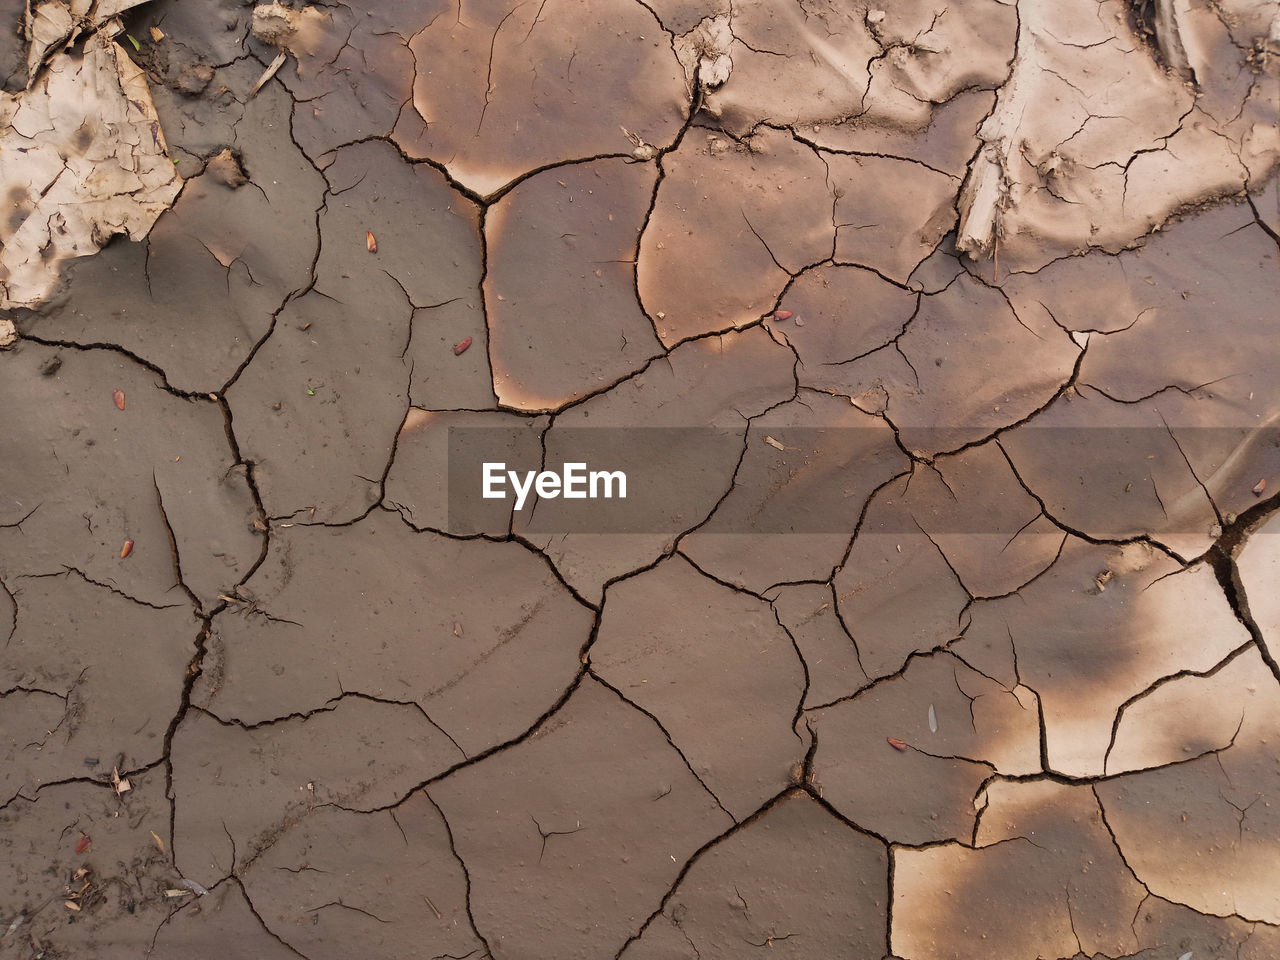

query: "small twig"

left=423, top=894, right=442, bottom=919
left=250, top=52, right=288, bottom=98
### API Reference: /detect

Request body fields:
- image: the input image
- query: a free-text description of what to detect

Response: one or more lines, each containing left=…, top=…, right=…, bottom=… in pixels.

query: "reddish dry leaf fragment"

left=453, top=337, right=472, bottom=356
left=773, top=310, right=793, bottom=321
left=886, top=737, right=909, bottom=751
left=366, top=231, right=378, bottom=254
left=120, top=539, right=135, bottom=559
left=75, top=833, right=91, bottom=854
left=1253, top=478, right=1266, bottom=496
left=112, top=388, right=126, bottom=410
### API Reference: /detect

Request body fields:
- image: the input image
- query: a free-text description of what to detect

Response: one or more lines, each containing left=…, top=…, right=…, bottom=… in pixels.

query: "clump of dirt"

left=175, top=62, right=214, bottom=96
left=250, top=1, right=330, bottom=58
left=205, top=148, right=248, bottom=188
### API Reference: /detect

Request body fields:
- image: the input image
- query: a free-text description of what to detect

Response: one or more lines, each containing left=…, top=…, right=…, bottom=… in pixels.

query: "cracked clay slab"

left=391, top=0, right=689, bottom=197
left=679, top=392, right=909, bottom=592
left=958, top=537, right=1250, bottom=777
left=0, top=344, right=261, bottom=612
left=621, top=791, right=888, bottom=959
left=485, top=158, right=663, bottom=409
left=235, top=793, right=482, bottom=960
left=429, top=676, right=734, bottom=960
left=170, top=698, right=464, bottom=883
left=1096, top=666, right=1280, bottom=925
left=591, top=554, right=810, bottom=819
left=1, top=0, right=1278, bottom=956
left=639, top=126, right=834, bottom=344
left=893, top=779, right=1147, bottom=960
left=811, top=652, right=1041, bottom=845
left=194, top=509, right=593, bottom=756
left=1, top=571, right=196, bottom=803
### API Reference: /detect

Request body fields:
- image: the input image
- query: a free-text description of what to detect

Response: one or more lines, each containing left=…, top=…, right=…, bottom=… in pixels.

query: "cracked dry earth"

left=1, top=0, right=1279, bottom=957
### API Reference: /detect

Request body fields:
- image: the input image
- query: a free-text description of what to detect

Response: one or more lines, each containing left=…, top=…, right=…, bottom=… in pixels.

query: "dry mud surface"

left=2, top=0, right=1279, bottom=958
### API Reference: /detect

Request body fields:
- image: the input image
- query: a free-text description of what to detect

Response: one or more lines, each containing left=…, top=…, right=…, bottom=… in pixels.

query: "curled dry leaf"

left=111, top=766, right=132, bottom=795
left=112, top=388, right=126, bottom=410
left=151, top=830, right=165, bottom=854
left=887, top=737, right=909, bottom=751
left=1253, top=478, right=1266, bottom=496
left=366, top=231, right=377, bottom=254
left=120, top=539, right=134, bottom=559
left=453, top=336, right=472, bottom=356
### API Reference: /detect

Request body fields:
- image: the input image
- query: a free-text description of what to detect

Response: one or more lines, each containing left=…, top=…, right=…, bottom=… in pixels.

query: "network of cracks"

left=1, top=0, right=1279, bottom=957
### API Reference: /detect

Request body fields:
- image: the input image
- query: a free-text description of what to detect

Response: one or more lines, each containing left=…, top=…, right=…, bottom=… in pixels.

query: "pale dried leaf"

left=2, top=27, right=182, bottom=309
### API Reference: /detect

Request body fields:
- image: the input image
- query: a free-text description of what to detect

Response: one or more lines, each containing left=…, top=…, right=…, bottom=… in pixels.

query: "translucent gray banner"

left=445, top=426, right=1279, bottom=536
